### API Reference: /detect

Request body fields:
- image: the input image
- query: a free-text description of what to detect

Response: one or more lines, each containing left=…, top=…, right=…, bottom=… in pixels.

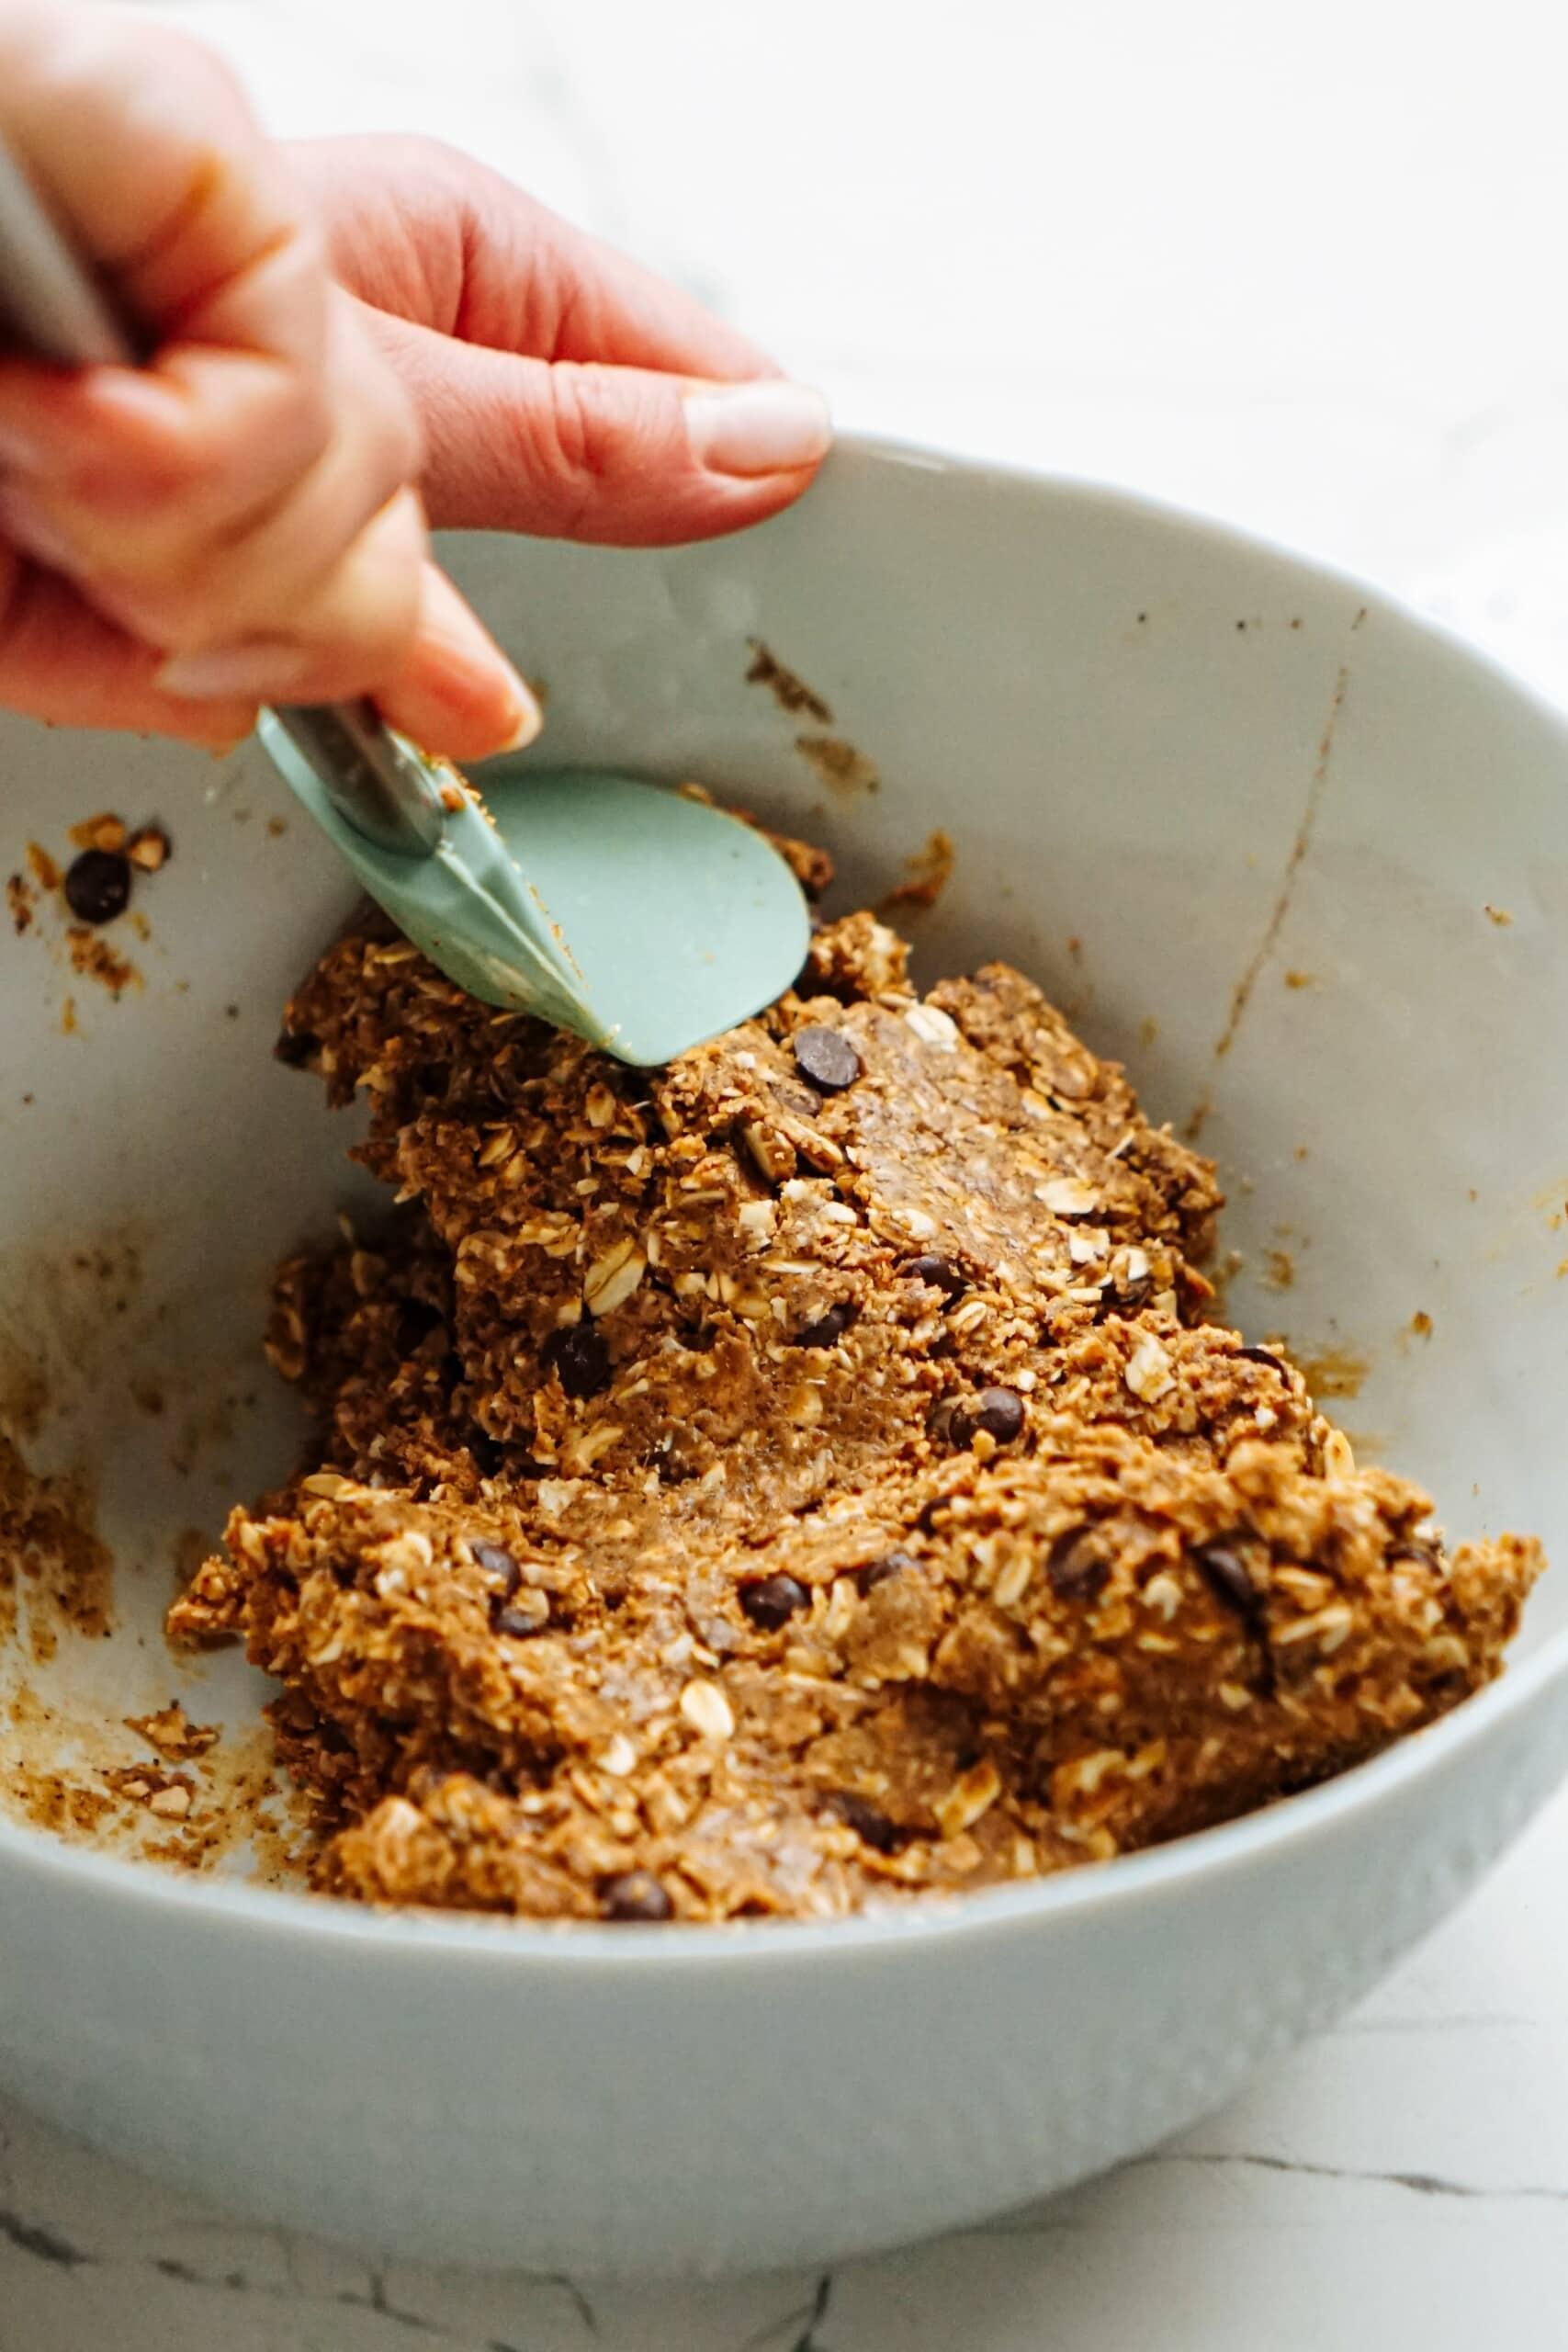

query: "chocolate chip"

left=903, top=1252, right=968, bottom=1303
left=1237, top=1345, right=1287, bottom=1374
left=793, top=1024, right=862, bottom=1091
left=739, top=1573, right=811, bottom=1630
left=542, top=1322, right=610, bottom=1400
left=62, top=847, right=131, bottom=925
left=1389, top=1539, right=1442, bottom=1572
left=493, top=1600, right=548, bottom=1639
left=467, top=1431, right=504, bottom=1479
left=1094, top=1272, right=1155, bottom=1320
left=793, top=1299, right=856, bottom=1349
left=395, top=1298, right=444, bottom=1352
left=1195, top=1539, right=1259, bottom=1614
left=827, top=1792, right=907, bottom=1853
left=929, top=1397, right=964, bottom=1447
left=126, top=824, right=171, bottom=874
left=856, top=1548, right=917, bottom=1592
left=471, top=1540, right=522, bottom=1597
left=601, top=1871, right=673, bottom=1922
left=970, top=1386, right=1026, bottom=1443
left=275, top=1028, right=319, bottom=1069
left=1046, top=1526, right=1111, bottom=1603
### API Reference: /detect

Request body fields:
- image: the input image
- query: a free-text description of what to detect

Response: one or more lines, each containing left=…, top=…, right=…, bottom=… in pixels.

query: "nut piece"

left=373, top=1530, right=434, bottom=1581
left=584, top=1238, right=647, bottom=1317
left=679, top=1679, right=736, bottom=1741
left=1321, top=1429, right=1356, bottom=1479
left=903, top=1001, right=961, bottom=1051
left=126, top=825, right=171, bottom=872
left=1039, top=1177, right=1099, bottom=1217
left=992, top=1552, right=1033, bottom=1609
left=1141, top=1570, right=1183, bottom=1623
left=1123, top=1332, right=1175, bottom=1402
left=74, top=811, right=127, bottom=854
left=786, top=1381, right=825, bottom=1427
left=935, top=1758, right=1001, bottom=1838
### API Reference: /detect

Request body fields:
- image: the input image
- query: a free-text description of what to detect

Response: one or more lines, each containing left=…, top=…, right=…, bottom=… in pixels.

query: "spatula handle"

left=0, top=130, right=444, bottom=857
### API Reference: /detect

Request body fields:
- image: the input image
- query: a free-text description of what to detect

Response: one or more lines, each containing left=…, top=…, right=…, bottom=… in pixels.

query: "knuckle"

left=141, top=17, right=232, bottom=85
left=521, top=367, right=679, bottom=535
left=520, top=368, right=604, bottom=532
left=130, top=20, right=254, bottom=131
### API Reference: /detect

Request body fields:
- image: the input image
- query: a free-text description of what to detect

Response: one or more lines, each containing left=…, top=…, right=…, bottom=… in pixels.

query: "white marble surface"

left=8, top=3, right=1568, bottom=2343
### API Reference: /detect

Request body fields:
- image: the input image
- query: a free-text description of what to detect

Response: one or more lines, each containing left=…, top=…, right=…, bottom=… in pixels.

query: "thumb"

left=359, top=306, right=830, bottom=547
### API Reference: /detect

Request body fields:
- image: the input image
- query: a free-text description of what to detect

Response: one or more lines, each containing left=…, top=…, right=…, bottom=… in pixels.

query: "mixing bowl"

left=3, top=437, right=1567, bottom=2278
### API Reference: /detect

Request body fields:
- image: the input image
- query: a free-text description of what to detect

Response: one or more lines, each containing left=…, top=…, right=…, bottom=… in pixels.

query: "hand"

left=291, top=135, right=831, bottom=547
left=0, top=2, right=541, bottom=754
left=0, top=10, right=829, bottom=755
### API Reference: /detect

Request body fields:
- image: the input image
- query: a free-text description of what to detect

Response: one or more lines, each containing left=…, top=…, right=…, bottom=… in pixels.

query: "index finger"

left=0, top=0, right=324, bottom=367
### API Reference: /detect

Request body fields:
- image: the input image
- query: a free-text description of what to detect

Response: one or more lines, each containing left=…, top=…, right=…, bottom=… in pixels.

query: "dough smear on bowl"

left=169, top=842, right=1542, bottom=1921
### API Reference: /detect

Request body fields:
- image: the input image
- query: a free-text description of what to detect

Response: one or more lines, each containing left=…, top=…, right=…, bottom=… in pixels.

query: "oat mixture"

left=170, top=843, right=1541, bottom=1921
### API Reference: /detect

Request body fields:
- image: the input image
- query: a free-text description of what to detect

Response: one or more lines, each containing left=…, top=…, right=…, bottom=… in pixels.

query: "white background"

left=6, top=4, right=1568, bottom=2345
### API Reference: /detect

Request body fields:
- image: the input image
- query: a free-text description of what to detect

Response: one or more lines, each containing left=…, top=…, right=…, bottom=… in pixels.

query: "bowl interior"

left=4, top=440, right=1567, bottom=1884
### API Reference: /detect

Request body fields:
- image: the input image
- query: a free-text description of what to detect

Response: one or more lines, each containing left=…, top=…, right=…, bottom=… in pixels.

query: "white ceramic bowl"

left=3, top=439, right=1568, bottom=2279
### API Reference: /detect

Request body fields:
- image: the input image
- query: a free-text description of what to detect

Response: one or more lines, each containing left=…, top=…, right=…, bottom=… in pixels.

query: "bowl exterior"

left=2, top=1658, right=1565, bottom=2278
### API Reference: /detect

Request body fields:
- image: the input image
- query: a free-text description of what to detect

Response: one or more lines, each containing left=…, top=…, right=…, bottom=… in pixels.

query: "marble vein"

left=0, top=2207, right=86, bottom=2270
left=0, top=2219, right=601, bottom=2348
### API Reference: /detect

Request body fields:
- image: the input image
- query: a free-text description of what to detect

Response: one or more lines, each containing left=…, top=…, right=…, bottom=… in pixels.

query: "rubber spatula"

left=0, top=133, right=808, bottom=1066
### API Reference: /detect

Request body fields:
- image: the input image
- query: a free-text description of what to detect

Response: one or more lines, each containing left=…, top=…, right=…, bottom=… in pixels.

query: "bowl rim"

left=6, top=427, right=1568, bottom=1968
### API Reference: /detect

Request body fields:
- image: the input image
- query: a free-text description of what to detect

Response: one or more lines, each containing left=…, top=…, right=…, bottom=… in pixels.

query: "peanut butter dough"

left=170, top=864, right=1541, bottom=1920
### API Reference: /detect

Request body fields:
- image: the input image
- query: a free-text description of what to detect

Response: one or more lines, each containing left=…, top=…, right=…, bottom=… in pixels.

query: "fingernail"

left=156, top=639, right=316, bottom=702
left=683, top=381, right=831, bottom=478
left=496, top=691, right=544, bottom=752
left=417, top=568, right=543, bottom=752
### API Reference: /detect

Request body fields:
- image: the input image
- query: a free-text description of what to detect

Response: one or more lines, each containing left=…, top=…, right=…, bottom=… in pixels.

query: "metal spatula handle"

left=0, top=133, right=443, bottom=856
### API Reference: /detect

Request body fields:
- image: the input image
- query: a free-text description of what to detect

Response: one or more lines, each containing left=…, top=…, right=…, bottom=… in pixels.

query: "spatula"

left=0, top=132, right=808, bottom=1065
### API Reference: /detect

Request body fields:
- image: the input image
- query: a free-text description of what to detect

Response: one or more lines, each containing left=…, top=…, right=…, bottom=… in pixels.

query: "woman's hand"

left=291, top=135, right=831, bottom=548
left=0, top=6, right=829, bottom=753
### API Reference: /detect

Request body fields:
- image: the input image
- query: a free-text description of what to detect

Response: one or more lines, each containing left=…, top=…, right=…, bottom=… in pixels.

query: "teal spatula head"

left=260, top=721, right=811, bottom=1067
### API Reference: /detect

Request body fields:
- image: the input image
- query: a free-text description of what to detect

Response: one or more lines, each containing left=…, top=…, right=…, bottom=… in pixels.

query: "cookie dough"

left=170, top=867, right=1541, bottom=1920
